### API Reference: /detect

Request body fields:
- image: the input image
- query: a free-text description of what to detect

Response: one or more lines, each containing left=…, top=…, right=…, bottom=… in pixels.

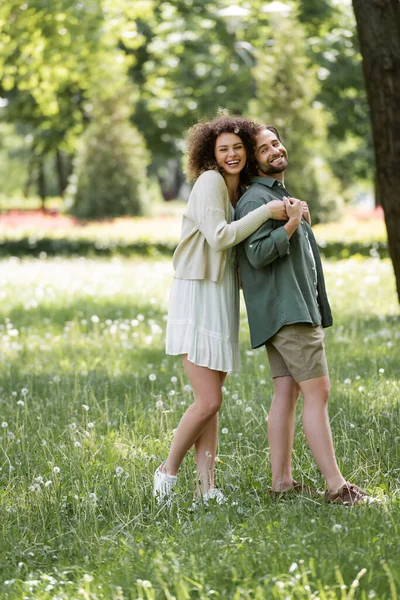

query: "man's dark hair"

left=254, top=124, right=281, bottom=141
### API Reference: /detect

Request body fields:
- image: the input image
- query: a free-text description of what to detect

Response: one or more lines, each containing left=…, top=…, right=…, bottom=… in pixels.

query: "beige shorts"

left=266, top=324, right=329, bottom=383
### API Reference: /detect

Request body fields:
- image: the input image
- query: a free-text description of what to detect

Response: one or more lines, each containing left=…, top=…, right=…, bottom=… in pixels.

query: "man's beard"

left=258, top=157, right=288, bottom=175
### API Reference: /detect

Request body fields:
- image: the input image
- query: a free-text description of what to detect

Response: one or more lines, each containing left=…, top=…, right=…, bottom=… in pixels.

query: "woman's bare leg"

left=163, top=356, right=224, bottom=478
left=194, top=372, right=227, bottom=494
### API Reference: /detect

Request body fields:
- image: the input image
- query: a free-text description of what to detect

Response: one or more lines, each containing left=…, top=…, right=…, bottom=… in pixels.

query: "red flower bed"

left=0, top=210, right=79, bottom=229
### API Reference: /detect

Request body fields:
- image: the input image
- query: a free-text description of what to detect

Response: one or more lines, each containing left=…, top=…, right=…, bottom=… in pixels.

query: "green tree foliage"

left=0, top=123, right=31, bottom=199
left=0, top=0, right=374, bottom=216
left=0, top=0, right=149, bottom=201
left=129, top=0, right=254, bottom=162
left=295, top=0, right=373, bottom=186
left=249, top=14, right=342, bottom=223
left=67, top=93, right=150, bottom=219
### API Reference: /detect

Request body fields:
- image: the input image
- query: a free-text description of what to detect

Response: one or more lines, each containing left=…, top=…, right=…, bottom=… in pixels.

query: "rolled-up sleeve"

left=238, top=201, right=290, bottom=269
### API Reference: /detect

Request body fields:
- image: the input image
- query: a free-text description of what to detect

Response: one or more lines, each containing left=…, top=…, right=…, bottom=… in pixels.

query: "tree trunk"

left=56, top=149, right=67, bottom=197
left=38, top=160, right=46, bottom=211
left=24, top=156, right=35, bottom=199
left=352, top=0, right=400, bottom=302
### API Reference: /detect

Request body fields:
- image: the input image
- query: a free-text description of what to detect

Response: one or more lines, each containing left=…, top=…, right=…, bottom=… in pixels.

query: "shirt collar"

left=251, top=176, right=281, bottom=188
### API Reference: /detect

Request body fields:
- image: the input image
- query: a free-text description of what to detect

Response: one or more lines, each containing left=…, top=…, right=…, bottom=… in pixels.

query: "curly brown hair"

left=186, top=115, right=259, bottom=184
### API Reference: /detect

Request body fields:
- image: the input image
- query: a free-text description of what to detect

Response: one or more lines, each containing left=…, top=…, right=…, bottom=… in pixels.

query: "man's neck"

left=257, top=170, right=285, bottom=185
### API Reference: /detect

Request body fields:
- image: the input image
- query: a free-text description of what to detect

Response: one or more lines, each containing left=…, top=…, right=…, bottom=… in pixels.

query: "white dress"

left=166, top=210, right=240, bottom=372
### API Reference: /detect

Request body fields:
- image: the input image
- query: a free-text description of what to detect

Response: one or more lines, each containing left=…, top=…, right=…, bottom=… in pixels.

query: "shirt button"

left=277, top=183, right=281, bottom=186
left=249, top=244, right=253, bottom=248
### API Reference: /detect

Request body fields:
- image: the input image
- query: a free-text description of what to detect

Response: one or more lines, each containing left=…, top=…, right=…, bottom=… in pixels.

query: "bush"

left=67, top=98, right=150, bottom=219
left=0, top=237, right=388, bottom=260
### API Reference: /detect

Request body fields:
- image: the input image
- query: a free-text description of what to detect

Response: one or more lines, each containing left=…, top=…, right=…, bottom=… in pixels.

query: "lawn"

left=0, top=255, right=399, bottom=599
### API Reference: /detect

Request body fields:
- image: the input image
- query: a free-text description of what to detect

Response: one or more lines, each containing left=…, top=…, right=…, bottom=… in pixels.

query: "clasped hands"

left=268, top=196, right=311, bottom=225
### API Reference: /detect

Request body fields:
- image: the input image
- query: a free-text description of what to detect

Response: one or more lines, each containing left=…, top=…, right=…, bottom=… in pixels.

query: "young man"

left=235, top=125, right=372, bottom=505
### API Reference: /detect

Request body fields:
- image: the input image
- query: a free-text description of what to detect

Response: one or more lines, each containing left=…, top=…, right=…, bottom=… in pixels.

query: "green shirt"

left=235, top=176, right=333, bottom=349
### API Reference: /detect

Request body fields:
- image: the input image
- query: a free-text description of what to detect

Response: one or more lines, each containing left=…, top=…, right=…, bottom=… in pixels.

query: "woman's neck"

left=223, top=173, right=240, bottom=207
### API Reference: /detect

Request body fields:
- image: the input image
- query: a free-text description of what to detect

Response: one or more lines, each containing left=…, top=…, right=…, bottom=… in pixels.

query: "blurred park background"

left=1, top=1, right=400, bottom=599
left=0, top=0, right=397, bottom=271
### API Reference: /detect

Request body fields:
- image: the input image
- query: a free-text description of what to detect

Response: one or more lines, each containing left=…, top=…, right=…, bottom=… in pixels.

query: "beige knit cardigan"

left=173, top=170, right=272, bottom=282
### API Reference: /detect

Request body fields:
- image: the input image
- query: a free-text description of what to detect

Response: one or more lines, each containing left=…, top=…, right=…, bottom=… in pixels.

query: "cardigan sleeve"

left=189, top=171, right=272, bottom=252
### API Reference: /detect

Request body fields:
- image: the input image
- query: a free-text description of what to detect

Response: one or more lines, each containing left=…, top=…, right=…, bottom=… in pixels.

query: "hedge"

left=0, top=237, right=389, bottom=260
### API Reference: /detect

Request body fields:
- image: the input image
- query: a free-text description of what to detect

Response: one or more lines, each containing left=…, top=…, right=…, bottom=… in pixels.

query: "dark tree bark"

left=24, top=156, right=35, bottom=199
left=38, top=160, right=46, bottom=211
left=352, top=0, right=400, bottom=302
left=56, top=149, right=68, bottom=197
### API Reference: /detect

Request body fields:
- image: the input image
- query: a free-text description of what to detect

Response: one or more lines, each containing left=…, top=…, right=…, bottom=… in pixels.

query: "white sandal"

left=153, top=464, right=177, bottom=504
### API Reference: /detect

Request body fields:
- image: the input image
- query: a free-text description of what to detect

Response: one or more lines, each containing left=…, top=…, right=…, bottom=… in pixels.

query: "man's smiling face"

left=255, top=128, right=288, bottom=176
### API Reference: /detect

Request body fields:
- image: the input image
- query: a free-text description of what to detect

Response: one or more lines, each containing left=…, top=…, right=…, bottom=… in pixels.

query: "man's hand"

left=283, top=196, right=302, bottom=221
left=268, top=200, right=288, bottom=221
left=302, top=201, right=311, bottom=225
left=283, top=196, right=302, bottom=239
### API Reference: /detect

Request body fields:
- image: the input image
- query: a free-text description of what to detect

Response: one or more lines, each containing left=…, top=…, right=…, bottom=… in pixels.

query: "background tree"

left=248, top=11, right=342, bottom=222
left=296, top=0, right=373, bottom=190
left=352, top=0, right=400, bottom=302
left=128, top=0, right=255, bottom=197
left=67, top=91, right=150, bottom=219
left=0, top=0, right=149, bottom=206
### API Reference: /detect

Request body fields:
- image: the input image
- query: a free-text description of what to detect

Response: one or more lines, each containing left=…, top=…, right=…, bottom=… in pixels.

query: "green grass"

left=0, top=256, right=399, bottom=599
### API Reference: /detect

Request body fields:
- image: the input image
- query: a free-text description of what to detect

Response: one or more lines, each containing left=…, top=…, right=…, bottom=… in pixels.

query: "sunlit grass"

left=0, top=256, right=399, bottom=599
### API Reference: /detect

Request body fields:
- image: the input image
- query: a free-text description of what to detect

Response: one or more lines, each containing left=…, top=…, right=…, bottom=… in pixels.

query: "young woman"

left=154, top=115, right=287, bottom=504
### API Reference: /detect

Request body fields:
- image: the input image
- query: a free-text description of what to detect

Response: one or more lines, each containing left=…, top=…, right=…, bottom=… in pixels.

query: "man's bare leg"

left=268, top=376, right=300, bottom=491
left=299, top=375, right=346, bottom=493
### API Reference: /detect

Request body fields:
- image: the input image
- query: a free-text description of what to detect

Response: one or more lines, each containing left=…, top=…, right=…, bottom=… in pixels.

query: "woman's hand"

left=268, top=200, right=288, bottom=220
